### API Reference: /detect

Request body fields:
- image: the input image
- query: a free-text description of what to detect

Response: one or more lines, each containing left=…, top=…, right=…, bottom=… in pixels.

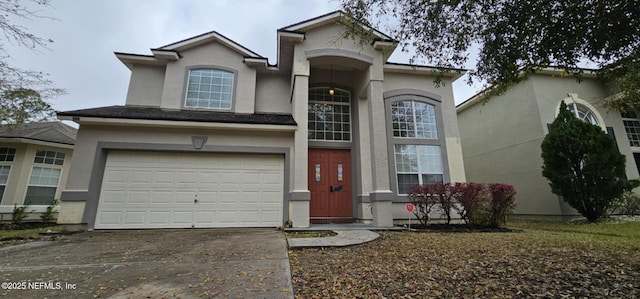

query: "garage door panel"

left=96, top=151, right=284, bottom=229
left=151, top=191, right=173, bottom=204
left=128, top=190, right=150, bottom=203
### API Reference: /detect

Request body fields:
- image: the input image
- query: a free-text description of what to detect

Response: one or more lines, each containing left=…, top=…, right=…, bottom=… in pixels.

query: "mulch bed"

left=405, top=223, right=519, bottom=233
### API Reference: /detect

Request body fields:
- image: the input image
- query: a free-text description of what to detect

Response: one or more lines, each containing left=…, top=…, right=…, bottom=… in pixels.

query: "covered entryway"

left=308, top=149, right=352, bottom=223
left=95, top=150, right=284, bottom=229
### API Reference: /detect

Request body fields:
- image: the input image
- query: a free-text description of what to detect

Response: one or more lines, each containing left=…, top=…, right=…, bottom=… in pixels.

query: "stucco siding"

left=458, top=79, right=559, bottom=215
left=0, top=143, right=73, bottom=206
left=160, top=42, right=257, bottom=113
left=125, top=65, right=166, bottom=107
left=254, top=74, right=292, bottom=114
left=531, top=75, right=640, bottom=180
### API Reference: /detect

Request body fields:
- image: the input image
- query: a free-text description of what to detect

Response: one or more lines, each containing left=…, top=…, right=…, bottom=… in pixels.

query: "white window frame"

left=184, top=68, right=235, bottom=110
left=394, top=144, right=444, bottom=195
left=25, top=166, right=62, bottom=206
left=308, top=87, right=352, bottom=142
left=0, top=147, right=16, bottom=204
left=24, top=149, right=66, bottom=205
left=391, top=100, right=438, bottom=139
left=0, top=165, right=11, bottom=204
left=568, top=103, right=599, bottom=125
left=622, top=112, right=640, bottom=148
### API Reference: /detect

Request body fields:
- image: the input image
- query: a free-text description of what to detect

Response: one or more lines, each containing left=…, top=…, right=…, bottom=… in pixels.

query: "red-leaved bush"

left=487, top=183, right=517, bottom=227
left=407, top=184, right=438, bottom=226
left=407, top=182, right=517, bottom=227
left=452, top=182, right=488, bottom=225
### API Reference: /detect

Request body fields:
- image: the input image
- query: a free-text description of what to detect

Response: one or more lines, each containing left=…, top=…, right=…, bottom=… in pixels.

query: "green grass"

left=0, top=225, right=58, bottom=241
left=508, top=219, right=640, bottom=248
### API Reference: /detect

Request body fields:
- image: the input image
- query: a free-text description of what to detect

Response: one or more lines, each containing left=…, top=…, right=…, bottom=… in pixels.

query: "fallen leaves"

left=289, top=224, right=640, bottom=298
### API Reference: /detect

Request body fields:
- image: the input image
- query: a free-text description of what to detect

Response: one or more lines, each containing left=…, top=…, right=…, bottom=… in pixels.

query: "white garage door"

left=95, top=151, right=284, bottom=229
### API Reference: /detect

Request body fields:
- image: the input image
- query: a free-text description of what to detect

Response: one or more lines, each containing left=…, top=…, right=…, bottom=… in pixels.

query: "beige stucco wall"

left=160, top=42, right=257, bottom=113
left=125, top=64, right=166, bottom=107
left=459, top=74, right=640, bottom=217
left=531, top=75, right=640, bottom=181
left=254, top=74, right=291, bottom=114
left=458, top=78, right=564, bottom=216
left=0, top=142, right=73, bottom=207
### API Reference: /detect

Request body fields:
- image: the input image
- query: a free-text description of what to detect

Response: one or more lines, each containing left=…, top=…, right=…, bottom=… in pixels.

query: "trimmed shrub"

left=408, top=182, right=517, bottom=227
left=407, top=184, right=438, bottom=226
left=452, top=182, right=488, bottom=225
left=487, top=183, right=517, bottom=227
left=433, top=183, right=457, bottom=225
left=615, top=191, right=640, bottom=216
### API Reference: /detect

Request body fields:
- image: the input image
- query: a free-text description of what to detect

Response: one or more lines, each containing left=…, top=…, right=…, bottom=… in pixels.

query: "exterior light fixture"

left=329, top=65, right=335, bottom=96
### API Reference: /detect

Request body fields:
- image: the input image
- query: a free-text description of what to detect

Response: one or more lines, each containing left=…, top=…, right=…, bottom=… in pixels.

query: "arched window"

left=568, top=103, right=598, bottom=125
left=308, top=87, right=351, bottom=141
left=385, top=94, right=447, bottom=195
left=391, top=100, right=438, bottom=139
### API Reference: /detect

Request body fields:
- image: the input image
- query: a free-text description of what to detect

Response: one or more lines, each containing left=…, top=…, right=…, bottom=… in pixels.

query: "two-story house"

left=57, top=11, right=466, bottom=229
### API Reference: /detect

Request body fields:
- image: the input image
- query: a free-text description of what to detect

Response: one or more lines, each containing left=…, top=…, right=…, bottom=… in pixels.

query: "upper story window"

left=391, top=100, right=438, bottom=139
left=568, top=103, right=598, bottom=125
left=622, top=111, right=640, bottom=147
left=185, top=69, right=234, bottom=110
left=34, top=150, right=65, bottom=165
left=0, top=147, right=16, bottom=162
left=308, top=87, right=351, bottom=141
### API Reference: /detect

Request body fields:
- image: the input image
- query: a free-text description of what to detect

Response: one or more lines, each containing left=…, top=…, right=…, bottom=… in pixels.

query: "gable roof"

left=279, top=10, right=396, bottom=42
left=115, top=30, right=264, bottom=70
left=0, top=121, right=77, bottom=146
left=456, top=66, right=600, bottom=113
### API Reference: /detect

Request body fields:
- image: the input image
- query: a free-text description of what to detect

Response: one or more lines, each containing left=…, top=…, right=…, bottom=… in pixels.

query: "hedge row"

left=408, top=182, right=517, bottom=227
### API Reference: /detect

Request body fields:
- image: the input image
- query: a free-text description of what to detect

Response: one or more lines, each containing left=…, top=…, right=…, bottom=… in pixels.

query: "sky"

left=7, top=0, right=483, bottom=114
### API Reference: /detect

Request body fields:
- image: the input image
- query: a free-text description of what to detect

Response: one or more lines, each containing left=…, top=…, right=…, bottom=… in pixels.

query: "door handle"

left=194, top=199, right=199, bottom=203
left=329, top=185, right=333, bottom=192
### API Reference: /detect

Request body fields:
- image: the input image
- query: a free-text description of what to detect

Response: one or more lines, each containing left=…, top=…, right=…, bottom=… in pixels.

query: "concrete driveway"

left=0, top=229, right=293, bottom=298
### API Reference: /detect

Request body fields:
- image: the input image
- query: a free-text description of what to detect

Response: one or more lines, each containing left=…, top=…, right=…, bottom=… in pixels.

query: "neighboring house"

left=56, top=11, right=466, bottom=229
left=457, top=67, right=640, bottom=220
left=0, top=122, right=77, bottom=221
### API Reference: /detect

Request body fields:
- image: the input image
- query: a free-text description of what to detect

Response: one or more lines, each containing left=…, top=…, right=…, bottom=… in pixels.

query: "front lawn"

left=289, top=220, right=640, bottom=298
left=0, top=225, right=58, bottom=247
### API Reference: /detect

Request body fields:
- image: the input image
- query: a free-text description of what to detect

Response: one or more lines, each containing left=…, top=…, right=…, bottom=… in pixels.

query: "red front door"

left=308, top=149, right=353, bottom=222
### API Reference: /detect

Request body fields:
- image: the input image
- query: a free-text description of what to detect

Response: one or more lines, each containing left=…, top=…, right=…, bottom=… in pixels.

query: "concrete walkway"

left=287, top=230, right=380, bottom=248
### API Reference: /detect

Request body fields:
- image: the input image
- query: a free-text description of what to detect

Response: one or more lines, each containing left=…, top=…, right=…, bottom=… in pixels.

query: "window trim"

left=622, top=113, right=640, bottom=148
left=24, top=166, right=62, bottom=206
left=384, top=91, right=450, bottom=199
left=307, top=86, right=353, bottom=143
left=556, top=94, right=606, bottom=131
left=0, top=165, right=11, bottom=205
left=0, top=147, right=16, bottom=204
left=181, top=65, right=238, bottom=112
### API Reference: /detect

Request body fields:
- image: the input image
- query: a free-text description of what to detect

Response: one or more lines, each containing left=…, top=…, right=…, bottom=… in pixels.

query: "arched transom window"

left=568, top=103, right=598, bottom=125
left=308, top=87, right=351, bottom=141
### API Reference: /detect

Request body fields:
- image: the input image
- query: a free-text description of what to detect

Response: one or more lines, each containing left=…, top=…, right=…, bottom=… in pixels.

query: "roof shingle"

left=57, top=106, right=297, bottom=126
